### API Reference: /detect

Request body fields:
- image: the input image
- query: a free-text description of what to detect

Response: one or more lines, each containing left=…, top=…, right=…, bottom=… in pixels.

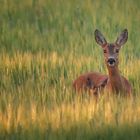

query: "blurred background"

left=0, top=0, right=140, bottom=139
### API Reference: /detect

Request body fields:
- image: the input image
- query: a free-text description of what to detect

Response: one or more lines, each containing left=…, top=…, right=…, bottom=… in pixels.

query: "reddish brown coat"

left=73, top=72, right=108, bottom=96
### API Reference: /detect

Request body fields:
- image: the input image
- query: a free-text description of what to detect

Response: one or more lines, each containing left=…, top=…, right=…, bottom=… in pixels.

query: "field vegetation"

left=0, top=0, right=140, bottom=139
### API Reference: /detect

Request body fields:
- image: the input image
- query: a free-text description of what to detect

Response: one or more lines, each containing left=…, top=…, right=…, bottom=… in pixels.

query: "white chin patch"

left=108, top=63, right=115, bottom=67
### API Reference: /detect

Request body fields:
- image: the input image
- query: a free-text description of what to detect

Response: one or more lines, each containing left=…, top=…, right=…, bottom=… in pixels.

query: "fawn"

left=73, top=29, right=132, bottom=97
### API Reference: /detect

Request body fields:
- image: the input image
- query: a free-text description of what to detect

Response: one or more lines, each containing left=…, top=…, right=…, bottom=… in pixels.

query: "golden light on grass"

left=0, top=0, right=140, bottom=139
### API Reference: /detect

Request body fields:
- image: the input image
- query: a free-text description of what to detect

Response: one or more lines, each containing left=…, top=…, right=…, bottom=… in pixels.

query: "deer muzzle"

left=107, top=57, right=116, bottom=67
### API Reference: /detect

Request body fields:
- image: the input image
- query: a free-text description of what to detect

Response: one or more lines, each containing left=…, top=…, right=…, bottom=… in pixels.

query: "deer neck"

left=107, top=65, right=123, bottom=93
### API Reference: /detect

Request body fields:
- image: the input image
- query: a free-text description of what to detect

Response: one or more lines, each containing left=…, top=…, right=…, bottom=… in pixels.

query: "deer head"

left=95, top=29, right=128, bottom=67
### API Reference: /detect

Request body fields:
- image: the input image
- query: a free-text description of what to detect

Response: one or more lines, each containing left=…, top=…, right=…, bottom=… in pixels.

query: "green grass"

left=0, top=0, right=140, bottom=139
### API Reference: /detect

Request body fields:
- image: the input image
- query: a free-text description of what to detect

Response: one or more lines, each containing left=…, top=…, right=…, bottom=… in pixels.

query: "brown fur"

left=73, top=72, right=108, bottom=96
left=105, top=66, right=132, bottom=96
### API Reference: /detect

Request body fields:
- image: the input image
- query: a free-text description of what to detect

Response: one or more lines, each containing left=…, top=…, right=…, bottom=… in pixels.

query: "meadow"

left=0, top=0, right=140, bottom=139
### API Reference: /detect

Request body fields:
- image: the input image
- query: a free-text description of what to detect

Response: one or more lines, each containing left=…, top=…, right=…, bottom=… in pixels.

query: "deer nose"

left=107, top=58, right=116, bottom=66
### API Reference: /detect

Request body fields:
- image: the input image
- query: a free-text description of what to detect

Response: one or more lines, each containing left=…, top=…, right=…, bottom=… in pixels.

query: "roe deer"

left=73, top=29, right=132, bottom=97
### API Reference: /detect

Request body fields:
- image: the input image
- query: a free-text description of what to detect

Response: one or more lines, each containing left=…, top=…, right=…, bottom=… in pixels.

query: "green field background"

left=0, top=0, right=140, bottom=139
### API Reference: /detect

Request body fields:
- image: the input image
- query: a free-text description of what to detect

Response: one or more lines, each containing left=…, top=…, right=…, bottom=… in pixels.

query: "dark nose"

left=107, top=58, right=116, bottom=65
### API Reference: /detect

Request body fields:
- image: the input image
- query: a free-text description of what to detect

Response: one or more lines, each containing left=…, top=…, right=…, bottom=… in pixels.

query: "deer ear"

left=95, top=29, right=107, bottom=46
left=116, top=29, right=128, bottom=46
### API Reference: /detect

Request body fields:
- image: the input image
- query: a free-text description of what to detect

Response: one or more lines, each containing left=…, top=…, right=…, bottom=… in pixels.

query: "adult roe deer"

left=73, top=29, right=132, bottom=97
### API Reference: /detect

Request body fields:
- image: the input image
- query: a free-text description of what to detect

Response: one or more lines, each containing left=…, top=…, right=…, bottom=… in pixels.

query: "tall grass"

left=0, top=0, right=140, bottom=139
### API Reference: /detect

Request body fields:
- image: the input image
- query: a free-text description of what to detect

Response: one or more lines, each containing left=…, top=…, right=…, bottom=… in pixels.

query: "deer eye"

left=116, top=49, right=119, bottom=53
left=103, top=50, right=107, bottom=53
